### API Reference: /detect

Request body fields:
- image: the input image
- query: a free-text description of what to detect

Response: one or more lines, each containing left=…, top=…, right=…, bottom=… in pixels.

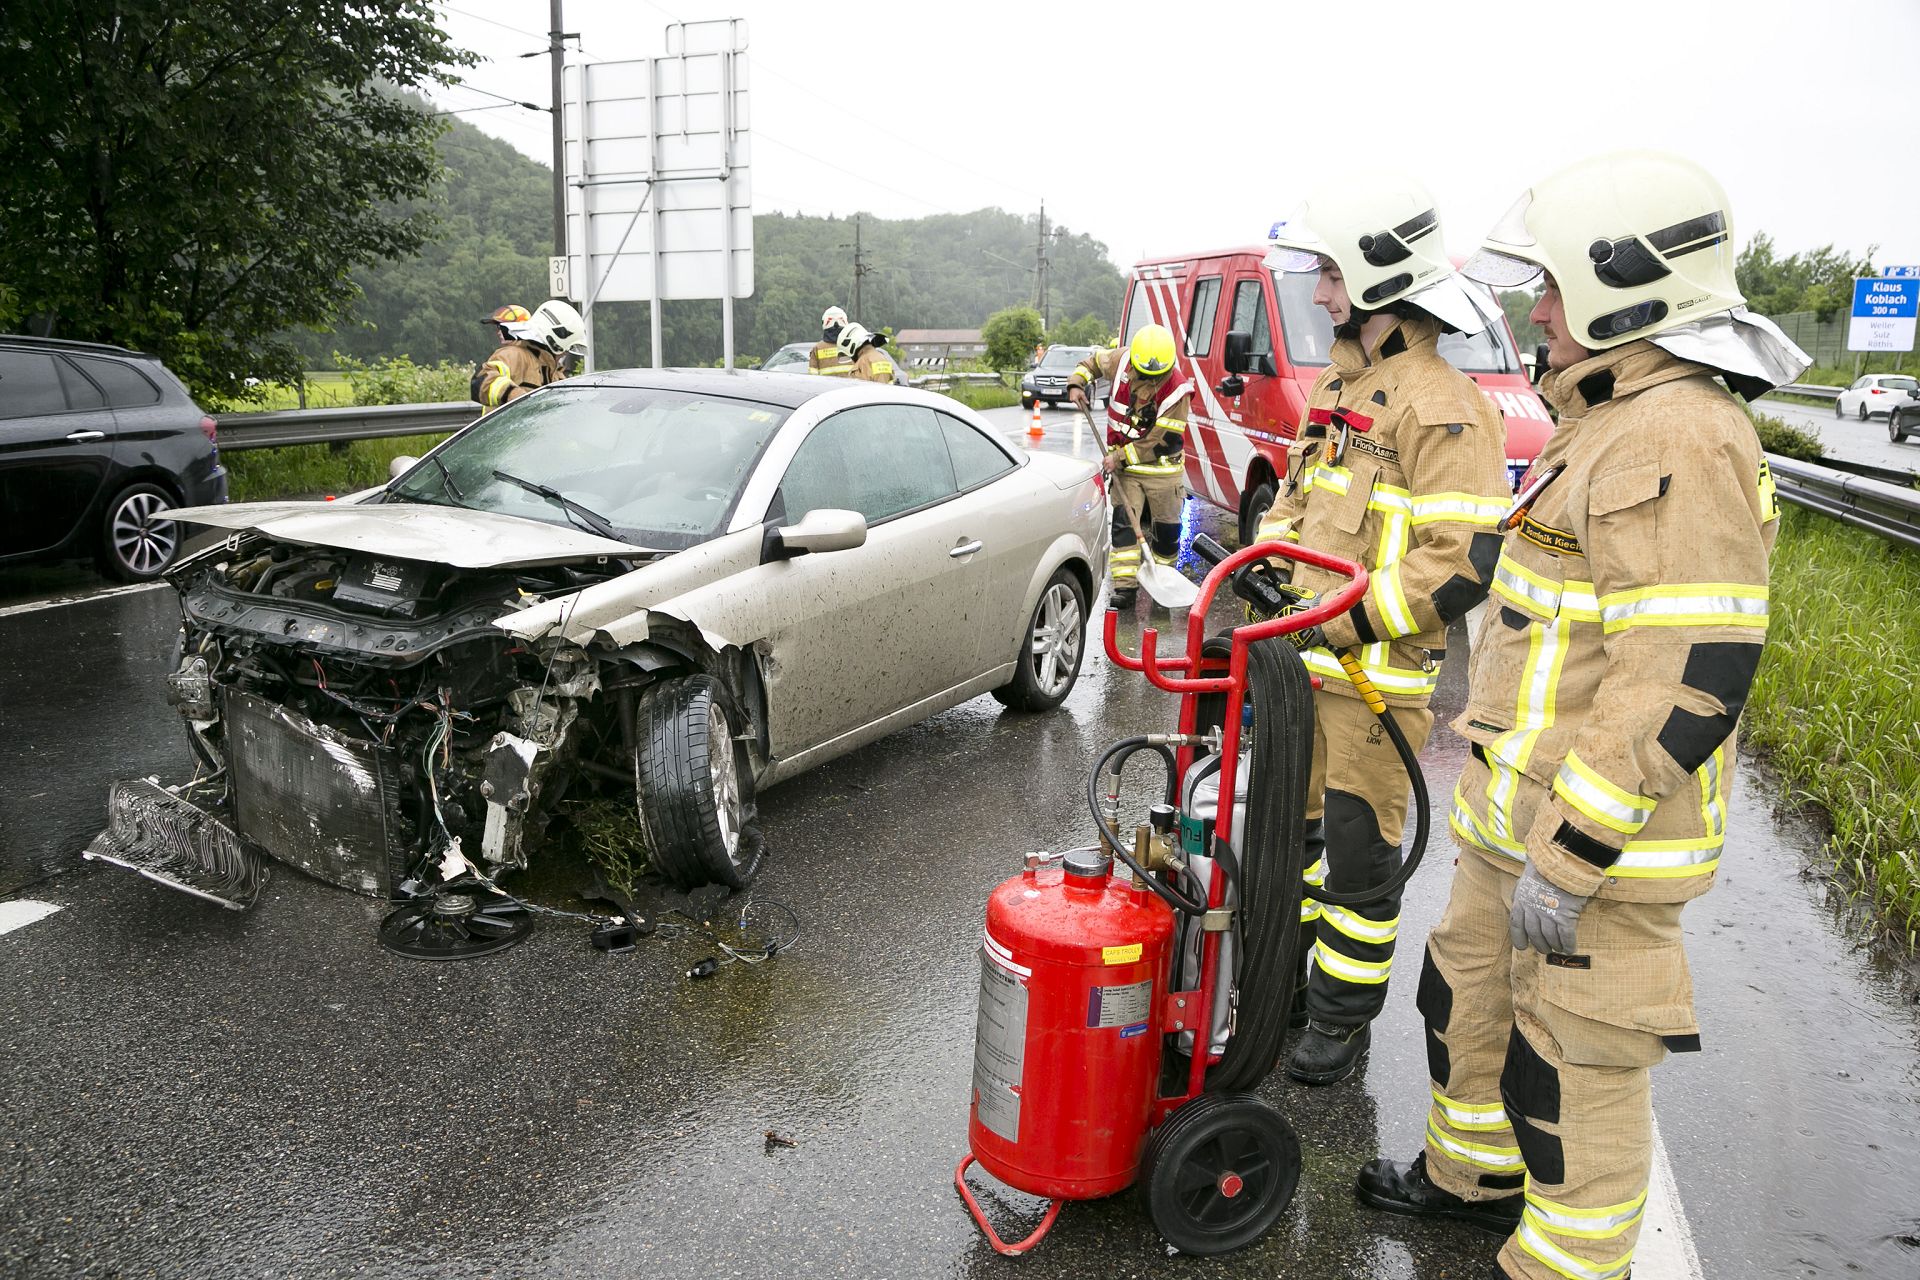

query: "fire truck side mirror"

left=1223, top=330, right=1253, bottom=375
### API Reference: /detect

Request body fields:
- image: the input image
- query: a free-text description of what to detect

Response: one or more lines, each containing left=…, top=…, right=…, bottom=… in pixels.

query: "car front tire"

left=992, top=568, right=1087, bottom=713
left=94, top=481, right=181, bottom=582
left=634, top=675, right=763, bottom=891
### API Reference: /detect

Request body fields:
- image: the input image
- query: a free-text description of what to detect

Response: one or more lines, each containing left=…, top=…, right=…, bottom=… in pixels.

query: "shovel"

left=1081, top=404, right=1197, bottom=611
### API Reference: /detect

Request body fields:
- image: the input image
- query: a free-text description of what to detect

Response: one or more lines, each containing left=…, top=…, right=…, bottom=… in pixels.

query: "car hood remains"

left=162, top=500, right=651, bottom=568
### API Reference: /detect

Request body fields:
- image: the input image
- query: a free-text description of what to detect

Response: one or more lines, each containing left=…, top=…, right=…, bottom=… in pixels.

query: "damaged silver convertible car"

left=99, top=372, right=1104, bottom=907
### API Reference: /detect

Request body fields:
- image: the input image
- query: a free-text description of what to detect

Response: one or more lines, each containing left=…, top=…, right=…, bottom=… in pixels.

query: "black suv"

left=0, top=336, right=227, bottom=581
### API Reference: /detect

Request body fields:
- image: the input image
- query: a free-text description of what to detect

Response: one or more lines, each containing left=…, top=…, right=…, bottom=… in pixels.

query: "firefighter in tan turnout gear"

left=809, top=305, right=854, bottom=376
left=832, top=323, right=896, bottom=384
left=1354, top=151, right=1810, bottom=1280
left=1067, top=325, right=1189, bottom=608
left=473, top=299, right=584, bottom=411
left=1255, top=176, right=1513, bottom=1086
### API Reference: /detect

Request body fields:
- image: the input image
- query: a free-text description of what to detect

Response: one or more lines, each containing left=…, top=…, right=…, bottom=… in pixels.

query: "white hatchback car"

left=106, top=372, right=1104, bottom=907
left=1835, top=373, right=1919, bottom=421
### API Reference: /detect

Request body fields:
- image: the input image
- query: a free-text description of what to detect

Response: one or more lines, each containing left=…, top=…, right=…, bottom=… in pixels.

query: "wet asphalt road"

left=1758, top=395, right=1919, bottom=476
left=2, top=402, right=1919, bottom=1279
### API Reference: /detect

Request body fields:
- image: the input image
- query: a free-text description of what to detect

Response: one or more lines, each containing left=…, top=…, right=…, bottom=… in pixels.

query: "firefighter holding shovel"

left=1068, top=325, right=1191, bottom=608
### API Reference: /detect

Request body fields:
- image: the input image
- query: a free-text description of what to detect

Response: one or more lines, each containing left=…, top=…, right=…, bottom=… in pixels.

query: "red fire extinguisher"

left=966, top=849, right=1174, bottom=1205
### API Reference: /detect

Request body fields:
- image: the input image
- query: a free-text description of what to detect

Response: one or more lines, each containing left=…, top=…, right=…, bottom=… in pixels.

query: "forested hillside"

left=305, top=117, right=1122, bottom=368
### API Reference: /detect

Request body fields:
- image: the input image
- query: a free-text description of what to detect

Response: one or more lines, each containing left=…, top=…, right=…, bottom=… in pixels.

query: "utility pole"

left=844, top=215, right=873, bottom=318
left=548, top=0, right=572, bottom=262
left=1036, top=199, right=1051, bottom=331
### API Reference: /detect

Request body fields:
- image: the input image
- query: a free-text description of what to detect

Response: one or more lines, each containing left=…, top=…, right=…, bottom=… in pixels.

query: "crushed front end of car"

left=89, top=529, right=635, bottom=910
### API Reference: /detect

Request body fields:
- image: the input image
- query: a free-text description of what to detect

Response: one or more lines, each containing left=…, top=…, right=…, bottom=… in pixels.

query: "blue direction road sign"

left=1882, top=265, right=1920, bottom=279
left=1849, top=278, right=1918, bottom=351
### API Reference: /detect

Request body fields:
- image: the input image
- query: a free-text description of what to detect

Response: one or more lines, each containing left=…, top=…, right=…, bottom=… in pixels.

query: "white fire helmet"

left=1263, top=172, right=1498, bottom=334
left=836, top=322, right=876, bottom=358
left=822, top=306, right=849, bottom=330
left=1461, top=150, right=1809, bottom=393
left=511, top=298, right=587, bottom=358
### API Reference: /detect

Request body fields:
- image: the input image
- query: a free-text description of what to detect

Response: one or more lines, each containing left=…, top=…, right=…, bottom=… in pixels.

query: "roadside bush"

left=1748, top=408, right=1823, bottom=462
left=983, top=306, right=1044, bottom=371
left=334, top=352, right=471, bottom=406
left=944, top=382, right=1020, bottom=412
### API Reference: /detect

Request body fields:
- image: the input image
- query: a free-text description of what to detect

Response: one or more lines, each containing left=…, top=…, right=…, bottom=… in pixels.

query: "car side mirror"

left=1532, top=343, right=1550, bottom=385
left=763, top=507, right=868, bottom=562
left=389, top=455, right=420, bottom=481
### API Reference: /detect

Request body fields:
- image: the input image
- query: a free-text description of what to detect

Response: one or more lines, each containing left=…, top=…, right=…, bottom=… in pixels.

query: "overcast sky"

left=431, top=0, right=1920, bottom=277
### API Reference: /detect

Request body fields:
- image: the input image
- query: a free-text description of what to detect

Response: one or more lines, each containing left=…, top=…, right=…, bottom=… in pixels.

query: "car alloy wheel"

left=98, top=483, right=180, bottom=582
left=1029, top=580, right=1084, bottom=701
left=634, top=674, right=763, bottom=890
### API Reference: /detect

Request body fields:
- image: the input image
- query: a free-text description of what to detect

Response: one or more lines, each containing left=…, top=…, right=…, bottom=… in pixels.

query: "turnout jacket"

left=1449, top=341, right=1779, bottom=903
left=1070, top=347, right=1192, bottom=477
left=808, top=339, right=854, bottom=377
left=1259, top=313, right=1509, bottom=705
left=475, top=341, right=561, bottom=410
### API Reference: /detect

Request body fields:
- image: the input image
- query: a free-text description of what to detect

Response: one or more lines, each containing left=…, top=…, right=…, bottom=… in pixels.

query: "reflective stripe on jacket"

left=479, top=341, right=560, bottom=410
left=1449, top=341, right=1778, bottom=903
left=1073, top=346, right=1191, bottom=477
left=1259, top=314, right=1509, bottom=706
left=848, top=345, right=895, bottom=384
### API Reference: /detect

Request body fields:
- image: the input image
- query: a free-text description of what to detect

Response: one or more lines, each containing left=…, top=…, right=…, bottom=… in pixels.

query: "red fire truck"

left=1119, top=248, right=1554, bottom=543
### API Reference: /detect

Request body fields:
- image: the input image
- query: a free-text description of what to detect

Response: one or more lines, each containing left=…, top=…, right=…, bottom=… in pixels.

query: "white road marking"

left=1636, top=1116, right=1705, bottom=1279
left=0, top=900, right=62, bottom=937
left=0, top=581, right=168, bottom=619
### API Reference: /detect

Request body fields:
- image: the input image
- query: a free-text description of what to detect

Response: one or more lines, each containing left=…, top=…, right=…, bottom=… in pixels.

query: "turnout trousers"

left=1108, top=472, right=1182, bottom=591
left=1299, top=689, right=1434, bottom=1026
left=1418, top=845, right=1698, bottom=1280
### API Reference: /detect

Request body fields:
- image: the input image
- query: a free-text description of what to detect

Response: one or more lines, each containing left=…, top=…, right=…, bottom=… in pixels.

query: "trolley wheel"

left=1141, top=1093, right=1300, bottom=1256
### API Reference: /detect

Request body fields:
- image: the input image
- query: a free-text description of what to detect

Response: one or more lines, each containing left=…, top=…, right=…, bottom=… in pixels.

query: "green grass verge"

left=1747, top=505, right=1920, bottom=946
left=224, top=432, right=454, bottom=502
left=942, top=383, right=1021, bottom=411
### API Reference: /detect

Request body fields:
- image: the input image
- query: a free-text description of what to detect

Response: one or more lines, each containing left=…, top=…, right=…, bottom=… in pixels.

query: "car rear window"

left=55, top=357, right=105, bottom=410
left=938, top=411, right=1018, bottom=489
left=1881, top=377, right=1918, bottom=391
left=0, top=350, right=68, bottom=418
left=72, top=356, right=162, bottom=407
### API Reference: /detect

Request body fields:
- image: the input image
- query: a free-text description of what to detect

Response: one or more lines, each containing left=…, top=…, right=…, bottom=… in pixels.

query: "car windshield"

left=389, top=385, right=790, bottom=549
left=1273, top=270, right=1519, bottom=374
left=1038, top=347, right=1085, bottom=369
left=1881, top=377, right=1918, bottom=391
left=763, top=345, right=808, bottom=370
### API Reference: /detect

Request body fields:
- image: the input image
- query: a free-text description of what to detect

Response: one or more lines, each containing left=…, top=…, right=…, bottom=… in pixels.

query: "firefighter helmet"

left=836, top=322, right=876, bottom=358
left=1461, top=150, right=1746, bottom=349
left=1264, top=173, right=1495, bottom=334
left=822, top=305, right=849, bottom=330
left=513, top=299, right=587, bottom=358
left=1128, top=324, right=1177, bottom=378
left=482, top=304, right=530, bottom=326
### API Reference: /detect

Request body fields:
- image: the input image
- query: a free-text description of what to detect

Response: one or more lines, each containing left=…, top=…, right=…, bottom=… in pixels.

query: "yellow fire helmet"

left=1129, top=324, right=1177, bottom=378
left=1463, top=150, right=1748, bottom=349
left=483, top=304, right=531, bottom=326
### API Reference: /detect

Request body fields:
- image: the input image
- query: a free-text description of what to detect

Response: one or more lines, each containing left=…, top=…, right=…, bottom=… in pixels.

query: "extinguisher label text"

left=1087, top=979, right=1153, bottom=1030
left=973, top=945, right=1029, bottom=1143
left=1101, top=943, right=1144, bottom=965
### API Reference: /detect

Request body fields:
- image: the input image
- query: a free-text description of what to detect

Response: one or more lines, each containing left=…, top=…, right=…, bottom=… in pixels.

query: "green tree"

left=1048, top=313, right=1112, bottom=347
left=1736, top=233, right=1877, bottom=322
left=0, top=0, right=469, bottom=400
left=1500, top=287, right=1545, bottom=352
left=984, top=305, right=1045, bottom=370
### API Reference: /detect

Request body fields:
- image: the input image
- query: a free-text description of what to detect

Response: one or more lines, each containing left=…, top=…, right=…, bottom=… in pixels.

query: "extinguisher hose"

left=1085, top=738, right=1210, bottom=917
left=1306, top=701, right=1431, bottom=907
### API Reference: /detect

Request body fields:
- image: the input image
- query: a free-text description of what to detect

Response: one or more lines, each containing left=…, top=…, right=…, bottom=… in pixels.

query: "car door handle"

left=949, top=539, right=984, bottom=558
left=66, top=430, right=107, bottom=443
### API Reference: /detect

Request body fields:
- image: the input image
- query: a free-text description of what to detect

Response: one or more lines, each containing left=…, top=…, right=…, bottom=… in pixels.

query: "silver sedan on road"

left=114, top=372, right=1104, bottom=908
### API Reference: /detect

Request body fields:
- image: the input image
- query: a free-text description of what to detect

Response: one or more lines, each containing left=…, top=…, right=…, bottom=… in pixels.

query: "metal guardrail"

left=215, top=402, right=480, bottom=452
left=1771, top=383, right=1844, bottom=402
left=908, top=371, right=1007, bottom=390
left=1769, top=453, right=1920, bottom=550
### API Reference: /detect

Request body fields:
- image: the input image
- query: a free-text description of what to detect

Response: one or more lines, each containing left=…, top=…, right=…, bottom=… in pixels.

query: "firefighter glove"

left=1508, top=860, right=1590, bottom=956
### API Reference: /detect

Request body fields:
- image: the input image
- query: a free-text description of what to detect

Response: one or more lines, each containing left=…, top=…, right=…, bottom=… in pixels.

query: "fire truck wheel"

left=634, top=675, right=764, bottom=891
left=1142, top=1093, right=1300, bottom=1256
left=1238, top=480, right=1276, bottom=549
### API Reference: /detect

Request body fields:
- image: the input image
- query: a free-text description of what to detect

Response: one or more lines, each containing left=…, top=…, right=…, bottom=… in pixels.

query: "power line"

left=755, top=130, right=947, bottom=213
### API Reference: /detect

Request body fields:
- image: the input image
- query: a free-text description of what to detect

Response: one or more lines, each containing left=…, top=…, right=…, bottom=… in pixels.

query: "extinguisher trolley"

left=955, top=538, right=1370, bottom=1257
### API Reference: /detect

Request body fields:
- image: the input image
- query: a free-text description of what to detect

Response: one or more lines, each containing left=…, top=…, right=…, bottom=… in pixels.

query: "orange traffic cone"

left=1027, top=401, right=1044, bottom=439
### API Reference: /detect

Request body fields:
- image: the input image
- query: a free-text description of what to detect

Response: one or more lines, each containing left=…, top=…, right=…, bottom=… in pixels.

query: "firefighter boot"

left=1287, top=1019, right=1369, bottom=1085
left=1356, top=1152, right=1522, bottom=1235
